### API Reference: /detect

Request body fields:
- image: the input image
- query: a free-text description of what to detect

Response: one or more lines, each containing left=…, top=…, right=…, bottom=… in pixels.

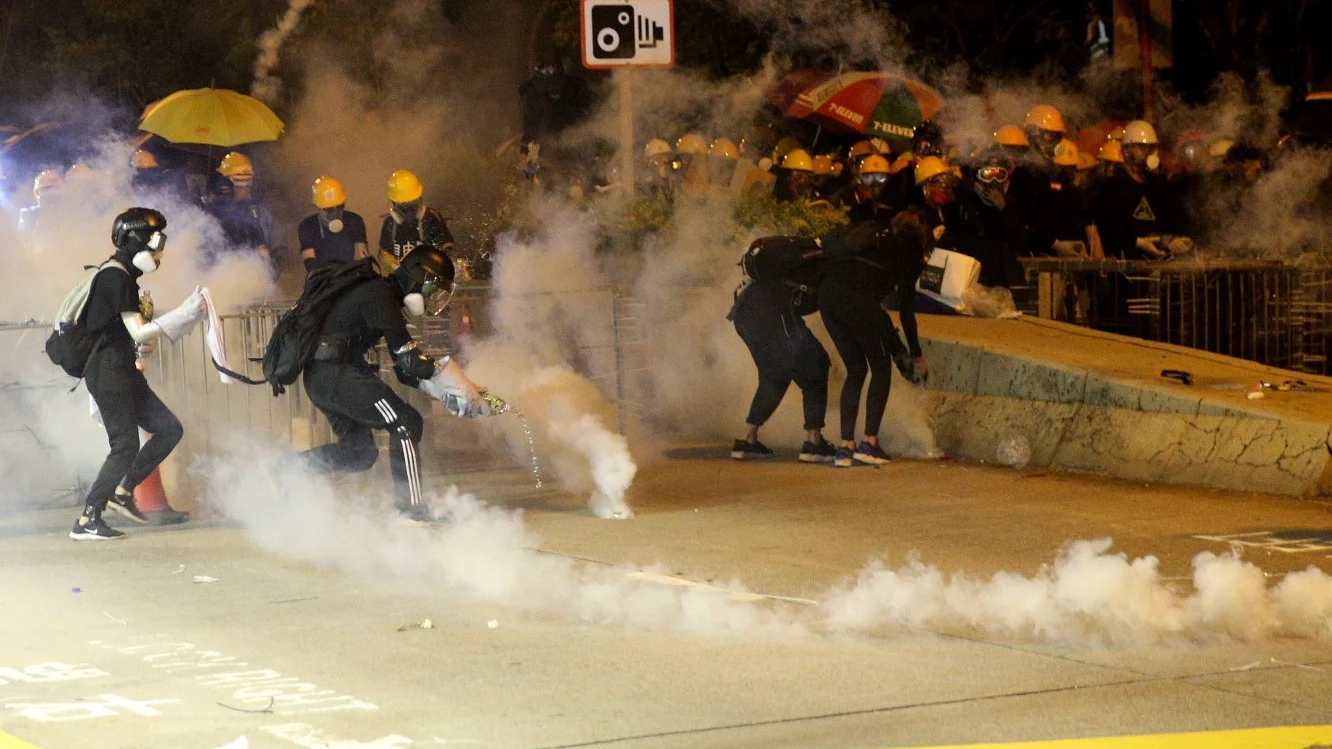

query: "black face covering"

left=392, top=200, right=422, bottom=221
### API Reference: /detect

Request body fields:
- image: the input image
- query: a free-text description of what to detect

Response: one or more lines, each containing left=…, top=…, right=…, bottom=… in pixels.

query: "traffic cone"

left=134, top=468, right=189, bottom=525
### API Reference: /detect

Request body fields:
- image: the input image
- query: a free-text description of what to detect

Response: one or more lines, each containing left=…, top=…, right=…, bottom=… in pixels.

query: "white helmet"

left=1121, top=120, right=1159, bottom=146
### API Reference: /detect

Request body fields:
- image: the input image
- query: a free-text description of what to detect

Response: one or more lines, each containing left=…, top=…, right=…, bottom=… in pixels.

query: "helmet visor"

left=420, top=273, right=455, bottom=316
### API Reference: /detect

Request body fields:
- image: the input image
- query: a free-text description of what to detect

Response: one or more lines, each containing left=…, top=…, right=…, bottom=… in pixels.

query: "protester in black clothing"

left=1088, top=121, right=1189, bottom=260
left=1011, top=139, right=1094, bottom=259
left=378, top=169, right=456, bottom=272
left=300, top=175, right=369, bottom=273
left=832, top=153, right=894, bottom=223
left=817, top=220, right=925, bottom=468
left=950, top=154, right=1026, bottom=288
left=729, top=252, right=835, bottom=463
left=71, top=208, right=206, bottom=540
left=299, top=246, right=491, bottom=523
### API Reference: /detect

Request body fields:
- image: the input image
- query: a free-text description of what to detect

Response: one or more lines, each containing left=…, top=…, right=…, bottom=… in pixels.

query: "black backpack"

left=215, top=260, right=380, bottom=396
left=739, top=236, right=826, bottom=315
left=45, top=261, right=129, bottom=380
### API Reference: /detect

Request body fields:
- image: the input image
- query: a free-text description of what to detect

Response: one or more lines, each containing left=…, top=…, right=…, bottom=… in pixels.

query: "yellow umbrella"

left=139, top=88, right=284, bottom=147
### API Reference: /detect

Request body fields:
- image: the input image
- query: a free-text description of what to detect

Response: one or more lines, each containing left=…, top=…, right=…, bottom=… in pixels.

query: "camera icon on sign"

left=591, top=4, right=665, bottom=59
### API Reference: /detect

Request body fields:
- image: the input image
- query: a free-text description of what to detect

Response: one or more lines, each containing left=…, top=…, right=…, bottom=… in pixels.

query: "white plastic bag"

left=916, top=249, right=981, bottom=311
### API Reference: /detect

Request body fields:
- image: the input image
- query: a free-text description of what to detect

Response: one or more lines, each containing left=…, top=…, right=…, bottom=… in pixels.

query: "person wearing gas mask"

left=954, top=152, right=1026, bottom=289
left=1087, top=120, right=1189, bottom=260
left=299, top=175, right=369, bottom=273
left=377, top=170, right=456, bottom=274
left=71, top=208, right=207, bottom=540
left=879, top=121, right=946, bottom=214
left=833, top=153, right=894, bottom=223
left=299, top=245, right=492, bottom=524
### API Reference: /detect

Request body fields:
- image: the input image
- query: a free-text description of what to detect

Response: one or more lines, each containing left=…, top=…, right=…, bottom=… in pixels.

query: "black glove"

left=892, top=350, right=916, bottom=382
left=393, top=346, right=436, bottom=387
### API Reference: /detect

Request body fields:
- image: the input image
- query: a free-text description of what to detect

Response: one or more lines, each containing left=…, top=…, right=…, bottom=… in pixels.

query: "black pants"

left=819, top=283, right=900, bottom=443
left=302, top=361, right=424, bottom=509
left=732, top=285, right=829, bottom=430
left=84, top=350, right=183, bottom=512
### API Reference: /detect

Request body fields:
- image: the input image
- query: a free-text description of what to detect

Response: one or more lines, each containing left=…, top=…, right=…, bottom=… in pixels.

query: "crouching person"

left=74, top=208, right=206, bottom=540
left=299, top=246, right=491, bottom=523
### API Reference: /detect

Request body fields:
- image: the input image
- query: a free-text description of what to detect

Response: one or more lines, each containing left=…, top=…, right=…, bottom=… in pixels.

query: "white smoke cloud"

left=250, top=0, right=317, bottom=106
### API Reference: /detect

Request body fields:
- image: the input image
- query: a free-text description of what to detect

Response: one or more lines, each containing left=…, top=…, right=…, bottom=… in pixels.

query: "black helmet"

left=111, top=207, right=167, bottom=250
left=392, top=245, right=456, bottom=314
left=912, top=120, right=945, bottom=157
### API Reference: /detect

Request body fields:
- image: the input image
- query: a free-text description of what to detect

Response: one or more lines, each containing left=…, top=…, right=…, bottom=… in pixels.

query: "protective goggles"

left=856, top=173, right=889, bottom=186
left=146, top=231, right=167, bottom=252
left=976, top=165, right=1011, bottom=184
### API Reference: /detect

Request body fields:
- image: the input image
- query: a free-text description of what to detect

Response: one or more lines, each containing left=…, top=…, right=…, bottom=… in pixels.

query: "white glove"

left=418, top=358, right=491, bottom=418
left=1051, top=240, right=1088, bottom=258
left=1135, top=236, right=1166, bottom=259
left=155, top=288, right=207, bottom=342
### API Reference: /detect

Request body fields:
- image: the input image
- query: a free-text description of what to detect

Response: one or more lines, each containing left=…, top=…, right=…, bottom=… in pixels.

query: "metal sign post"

left=581, top=0, right=675, bottom=203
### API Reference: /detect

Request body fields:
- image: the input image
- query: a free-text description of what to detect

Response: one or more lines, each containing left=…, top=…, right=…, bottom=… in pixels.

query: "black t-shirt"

left=1010, top=164, right=1086, bottom=256
left=1090, top=167, right=1182, bottom=259
left=299, top=212, right=367, bottom=268
left=208, top=202, right=267, bottom=249
left=83, top=266, right=140, bottom=361
left=319, top=278, right=413, bottom=361
left=378, top=207, right=455, bottom=261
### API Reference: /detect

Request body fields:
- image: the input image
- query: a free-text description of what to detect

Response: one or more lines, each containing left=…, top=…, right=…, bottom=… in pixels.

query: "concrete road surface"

left=4, top=451, right=1332, bottom=749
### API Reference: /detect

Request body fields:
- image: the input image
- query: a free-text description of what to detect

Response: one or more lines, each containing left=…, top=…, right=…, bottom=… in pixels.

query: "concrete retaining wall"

left=917, top=316, right=1332, bottom=498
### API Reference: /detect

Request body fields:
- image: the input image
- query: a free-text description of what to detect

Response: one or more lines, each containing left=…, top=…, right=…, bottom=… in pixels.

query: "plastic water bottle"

left=996, top=435, right=1031, bottom=469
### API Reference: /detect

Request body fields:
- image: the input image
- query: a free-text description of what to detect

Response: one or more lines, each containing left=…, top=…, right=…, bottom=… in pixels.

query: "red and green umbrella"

left=776, top=71, right=945, bottom=151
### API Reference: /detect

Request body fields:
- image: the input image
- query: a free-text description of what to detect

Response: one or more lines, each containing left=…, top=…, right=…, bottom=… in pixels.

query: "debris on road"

left=398, top=619, right=435, bottom=631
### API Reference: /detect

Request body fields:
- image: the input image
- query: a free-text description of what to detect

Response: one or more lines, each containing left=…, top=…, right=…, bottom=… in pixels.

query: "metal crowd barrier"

left=1016, top=257, right=1332, bottom=375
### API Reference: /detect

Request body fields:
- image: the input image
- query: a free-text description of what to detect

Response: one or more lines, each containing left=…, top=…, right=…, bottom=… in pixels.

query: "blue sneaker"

left=854, top=441, right=891, bottom=465
left=833, top=446, right=854, bottom=467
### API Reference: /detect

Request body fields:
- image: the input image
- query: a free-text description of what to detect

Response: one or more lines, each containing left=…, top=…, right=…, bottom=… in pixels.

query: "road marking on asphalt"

left=1193, top=531, right=1332, bottom=553
left=625, top=571, right=819, bottom=605
left=902, top=724, right=1332, bottom=748
left=0, top=728, right=43, bottom=749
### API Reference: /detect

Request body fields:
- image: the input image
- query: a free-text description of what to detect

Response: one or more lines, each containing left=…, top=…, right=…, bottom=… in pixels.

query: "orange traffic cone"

left=133, top=468, right=189, bottom=525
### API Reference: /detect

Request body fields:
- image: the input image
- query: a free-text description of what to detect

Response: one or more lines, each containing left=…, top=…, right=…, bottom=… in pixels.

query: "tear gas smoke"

left=250, top=0, right=317, bottom=105
left=204, top=448, right=1332, bottom=645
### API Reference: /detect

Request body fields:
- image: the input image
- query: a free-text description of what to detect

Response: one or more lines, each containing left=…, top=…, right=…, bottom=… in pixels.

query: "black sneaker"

left=107, top=492, right=150, bottom=524
left=798, top=440, right=837, bottom=463
left=853, top=441, right=892, bottom=466
left=146, top=508, right=190, bottom=526
left=69, top=509, right=127, bottom=541
left=833, top=446, right=854, bottom=468
left=396, top=505, right=447, bottom=525
left=730, top=439, right=774, bottom=460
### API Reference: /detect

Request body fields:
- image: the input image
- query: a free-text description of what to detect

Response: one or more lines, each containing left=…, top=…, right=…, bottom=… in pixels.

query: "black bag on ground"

left=739, top=236, right=825, bottom=315
left=213, top=259, right=380, bottom=396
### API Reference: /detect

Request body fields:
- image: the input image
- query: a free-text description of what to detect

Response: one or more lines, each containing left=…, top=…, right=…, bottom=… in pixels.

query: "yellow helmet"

left=32, top=169, right=64, bottom=198
left=811, top=154, right=834, bottom=175
left=1209, top=138, right=1235, bottom=158
left=993, top=125, right=1029, bottom=147
left=848, top=140, right=879, bottom=160
left=855, top=153, right=891, bottom=175
left=1122, top=120, right=1159, bottom=145
left=1076, top=151, right=1097, bottom=171
left=772, top=136, right=803, bottom=162
left=675, top=132, right=708, bottom=155
left=1024, top=104, right=1067, bottom=134
left=387, top=169, right=424, bottom=203
left=644, top=138, right=673, bottom=159
left=311, top=175, right=346, bottom=208
left=781, top=149, right=814, bottom=172
left=708, top=137, right=739, bottom=160
left=131, top=149, right=160, bottom=169
left=1107, top=125, right=1126, bottom=142
left=914, top=156, right=956, bottom=185
left=218, top=151, right=254, bottom=185
left=1052, top=139, right=1080, bottom=166
left=1097, top=139, right=1123, bottom=163
left=65, top=163, right=95, bottom=182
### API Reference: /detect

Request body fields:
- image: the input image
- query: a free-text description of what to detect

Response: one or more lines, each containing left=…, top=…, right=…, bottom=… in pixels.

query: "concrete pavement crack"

left=524, top=667, right=1329, bottom=749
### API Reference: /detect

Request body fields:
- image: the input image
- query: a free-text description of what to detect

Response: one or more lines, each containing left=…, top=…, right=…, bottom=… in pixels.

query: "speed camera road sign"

left=581, top=0, right=675, bottom=69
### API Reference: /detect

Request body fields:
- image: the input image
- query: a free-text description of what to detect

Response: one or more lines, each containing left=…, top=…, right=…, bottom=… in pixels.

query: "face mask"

left=402, top=292, right=425, bottom=317
left=321, top=206, right=345, bottom=233
left=132, top=250, right=161, bottom=274
left=1146, top=152, right=1161, bottom=171
left=925, top=185, right=954, bottom=206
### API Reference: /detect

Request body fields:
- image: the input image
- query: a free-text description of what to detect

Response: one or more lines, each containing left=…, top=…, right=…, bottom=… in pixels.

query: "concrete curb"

left=918, top=317, right=1332, bottom=498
